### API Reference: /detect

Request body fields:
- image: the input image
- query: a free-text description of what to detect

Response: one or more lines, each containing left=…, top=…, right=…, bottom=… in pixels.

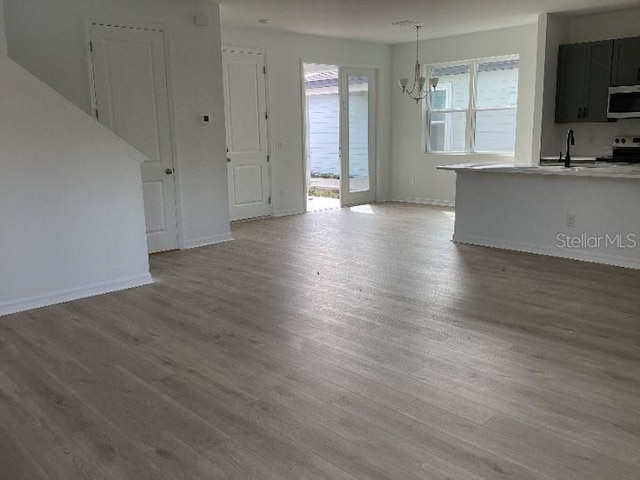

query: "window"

left=425, top=56, right=519, bottom=154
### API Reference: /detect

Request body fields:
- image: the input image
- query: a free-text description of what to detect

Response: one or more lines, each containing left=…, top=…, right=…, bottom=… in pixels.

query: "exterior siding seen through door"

left=307, top=92, right=368, bottom=177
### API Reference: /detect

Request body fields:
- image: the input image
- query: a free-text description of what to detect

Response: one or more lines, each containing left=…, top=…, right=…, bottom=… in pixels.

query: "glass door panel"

left=339, top=68, right=376, bottom=207
left=347, top=75, right=370, bottom=193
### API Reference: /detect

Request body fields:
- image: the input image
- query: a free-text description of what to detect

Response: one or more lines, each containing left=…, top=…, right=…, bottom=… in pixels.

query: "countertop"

left=437, top=162, right=640, bottom=179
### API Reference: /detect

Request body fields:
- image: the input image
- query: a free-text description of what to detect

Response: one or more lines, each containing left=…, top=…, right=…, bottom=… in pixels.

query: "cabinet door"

left=585, top=40, right=613, bottom=122
left=612, top=37, right=640, bottom=86
left=556, top=44, right=589, bottom=123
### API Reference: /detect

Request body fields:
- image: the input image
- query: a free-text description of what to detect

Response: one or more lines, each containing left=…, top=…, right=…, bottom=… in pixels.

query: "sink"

left=540, top=156, right=597, bottom=163
left=537, top=163, right=618, bottom=171
left=532, top=164, right=629, bottom=175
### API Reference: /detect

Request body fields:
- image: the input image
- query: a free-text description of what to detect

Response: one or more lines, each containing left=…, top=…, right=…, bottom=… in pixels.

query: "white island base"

left=440, top=164, right=640, bottom=270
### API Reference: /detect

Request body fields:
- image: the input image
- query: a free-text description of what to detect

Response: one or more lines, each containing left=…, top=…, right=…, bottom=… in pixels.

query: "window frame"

left=427, top=82, right=452, bottom=152
left=423, top=54, right=519, bottom=155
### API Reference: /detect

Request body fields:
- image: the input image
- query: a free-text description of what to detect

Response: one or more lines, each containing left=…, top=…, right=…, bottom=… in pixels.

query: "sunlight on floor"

left=307, top=196, right=340, bottom=212
left=350, top=204, right=375, bottom=215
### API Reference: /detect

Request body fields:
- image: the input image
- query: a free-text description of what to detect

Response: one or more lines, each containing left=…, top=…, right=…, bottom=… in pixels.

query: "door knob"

left=165, top=168, right=174, bottom=175
left=227, top=158, right=232, bottom=163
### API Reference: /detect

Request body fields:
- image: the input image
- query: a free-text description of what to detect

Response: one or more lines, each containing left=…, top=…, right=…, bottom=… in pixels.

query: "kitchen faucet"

left=565, top=129, right=575, bottom=168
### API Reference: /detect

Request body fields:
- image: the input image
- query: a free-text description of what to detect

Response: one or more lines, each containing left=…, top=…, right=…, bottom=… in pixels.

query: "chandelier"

left=398, top=25, right=439, bottom=103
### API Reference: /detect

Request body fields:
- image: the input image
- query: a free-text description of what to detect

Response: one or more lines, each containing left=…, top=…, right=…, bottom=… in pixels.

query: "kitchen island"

left=439, top=163, right=640, bottom=269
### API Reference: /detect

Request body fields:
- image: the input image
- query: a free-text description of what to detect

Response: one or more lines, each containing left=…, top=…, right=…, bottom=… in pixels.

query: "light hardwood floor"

left=1, top=203, right=639, bottom=479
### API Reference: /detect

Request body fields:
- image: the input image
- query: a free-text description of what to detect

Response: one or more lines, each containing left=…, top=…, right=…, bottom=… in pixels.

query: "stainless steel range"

left=611, top=136, right=640, bottom=163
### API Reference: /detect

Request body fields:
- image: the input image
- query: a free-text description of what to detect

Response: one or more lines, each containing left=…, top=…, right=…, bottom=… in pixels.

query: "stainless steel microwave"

left=608, top=85, right=640, bottom=119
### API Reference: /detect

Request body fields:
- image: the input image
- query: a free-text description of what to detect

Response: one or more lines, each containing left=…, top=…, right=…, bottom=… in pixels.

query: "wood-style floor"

left=1, top=203, right=640, bottom=479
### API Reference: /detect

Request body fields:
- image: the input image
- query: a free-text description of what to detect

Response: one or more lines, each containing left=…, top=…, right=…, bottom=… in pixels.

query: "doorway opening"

left=303, top=64, right=341, bottom=212
left=303, top=63, right=377, bottom=212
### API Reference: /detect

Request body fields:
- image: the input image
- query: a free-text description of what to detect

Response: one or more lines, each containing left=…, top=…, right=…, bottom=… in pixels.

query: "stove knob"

left=622, top=138, right=627, bottom=144
left=615, top=138, right=620, bottom=143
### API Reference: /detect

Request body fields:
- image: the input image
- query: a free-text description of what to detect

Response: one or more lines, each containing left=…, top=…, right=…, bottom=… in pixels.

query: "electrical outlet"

left=409, top=178, right=416, bottom=186
left=566, top=213, right=576, bottom=228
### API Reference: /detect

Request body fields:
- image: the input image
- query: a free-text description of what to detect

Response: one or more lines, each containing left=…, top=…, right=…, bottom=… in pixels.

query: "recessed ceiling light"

left=257, top=19, right=271, bottom=25
left=391, top=20, right=420, bottom=27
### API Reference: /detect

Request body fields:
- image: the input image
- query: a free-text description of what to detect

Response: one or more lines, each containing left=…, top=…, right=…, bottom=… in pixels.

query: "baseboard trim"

left=0, top=273, right=154, bottom=317
left=453, top=234, right=640, bottom=270
left=273, top=209, right=303, bottom=218
left=389, top=198, right=455, bottom=207
left=182, top=233, right=234, bottom=250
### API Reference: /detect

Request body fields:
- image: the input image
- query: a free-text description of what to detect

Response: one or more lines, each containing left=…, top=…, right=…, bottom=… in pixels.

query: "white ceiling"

left=218, top=0, right=640, bottom=44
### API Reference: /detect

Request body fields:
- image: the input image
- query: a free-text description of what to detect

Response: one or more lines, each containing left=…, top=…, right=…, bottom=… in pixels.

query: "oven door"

left=608, top=86, right=640, bottom=119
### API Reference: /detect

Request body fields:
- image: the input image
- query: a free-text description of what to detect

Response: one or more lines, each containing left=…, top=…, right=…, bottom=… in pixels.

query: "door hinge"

left=265, top=111, right=269, bottom=120
left=95, top=108, right=99, bottom=121
left=266, top=154, right=270, bottom=163
left=89, top=41, right=93, bottom=52
left=263, top=65, right=267, bottom=75
left=268, top=196, right=271, bottom=205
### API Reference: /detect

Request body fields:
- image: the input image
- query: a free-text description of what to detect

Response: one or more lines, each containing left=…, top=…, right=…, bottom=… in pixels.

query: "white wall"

left=566, top=6, right=640, bottom=43
left=3, top=0, right=230, bottom=248
left=390, top=23, right=540, bottom=205
left=221, top=26, right=392, bottom=215
left=0, top=55, right=153, bottom=316
left=540, top=8, right=640, bottom=158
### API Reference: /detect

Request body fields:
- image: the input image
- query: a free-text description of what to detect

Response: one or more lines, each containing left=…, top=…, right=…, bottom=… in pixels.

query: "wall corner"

left=521, top=13, right=549, bottom=166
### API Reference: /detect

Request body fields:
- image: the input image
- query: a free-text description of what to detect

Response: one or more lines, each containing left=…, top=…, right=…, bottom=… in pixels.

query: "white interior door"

left=339, top=67, right=377, bottom=207
left=89, top=23, right=179, bottom=253
left=222, top=49, right=270, bottom=221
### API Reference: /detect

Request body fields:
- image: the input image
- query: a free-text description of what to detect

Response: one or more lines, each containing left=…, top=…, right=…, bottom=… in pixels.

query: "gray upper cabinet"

left=556, top=40, right=613, bottom=123
left=611, top=37, right=640, bottom=86
left=588, top=41, right=615, bottom=121
left=556, top=44, right=588, bottom=123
